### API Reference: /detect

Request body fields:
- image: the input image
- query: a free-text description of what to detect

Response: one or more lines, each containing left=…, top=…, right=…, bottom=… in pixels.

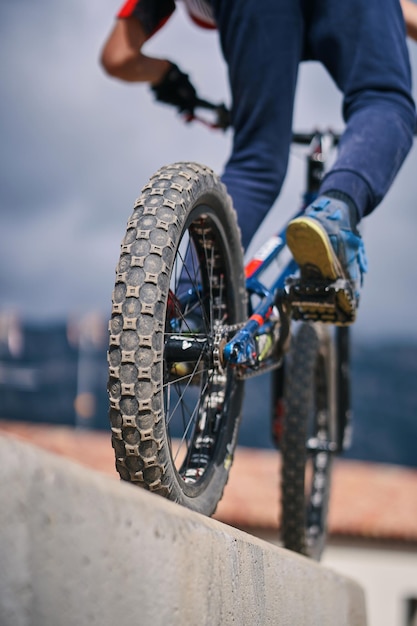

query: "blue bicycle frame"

left=222, top=221, right=299, bottom=369
left=221, top=129, right=348, bottom=375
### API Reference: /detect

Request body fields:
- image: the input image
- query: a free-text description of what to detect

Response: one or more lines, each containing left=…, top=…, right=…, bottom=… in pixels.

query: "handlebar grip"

left=292, top=131, right=341, bottom=145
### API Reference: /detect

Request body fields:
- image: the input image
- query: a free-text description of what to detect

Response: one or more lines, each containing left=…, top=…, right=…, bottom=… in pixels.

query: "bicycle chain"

left=213, top=321, right=284, bottom=380
left=236, top=358, right=283, bottom=380
left=212, top=320, right=245, bottom=372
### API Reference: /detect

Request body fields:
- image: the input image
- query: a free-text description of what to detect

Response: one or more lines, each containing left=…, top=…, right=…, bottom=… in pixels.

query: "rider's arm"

left=100, top=17, right=171, bottom=84
left=401, top=0, right=417, bottom=41
left=101, top=15, right=198, bottom=112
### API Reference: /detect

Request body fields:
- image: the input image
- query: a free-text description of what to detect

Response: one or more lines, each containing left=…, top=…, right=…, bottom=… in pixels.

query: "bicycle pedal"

left=286, top=277, right=356, bottom=325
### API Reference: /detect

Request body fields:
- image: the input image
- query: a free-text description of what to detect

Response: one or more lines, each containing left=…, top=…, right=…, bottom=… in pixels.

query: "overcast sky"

left=2, top=0, right=417, bottom=340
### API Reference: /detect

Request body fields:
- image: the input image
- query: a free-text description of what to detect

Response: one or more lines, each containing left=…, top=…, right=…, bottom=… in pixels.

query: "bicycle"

left=107, top=100, right=353, bottom=561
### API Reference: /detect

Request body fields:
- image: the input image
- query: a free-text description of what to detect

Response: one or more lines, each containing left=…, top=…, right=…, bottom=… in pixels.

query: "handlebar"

left=181, top=98, right=231, bottom=130
left=179, top=99, right=342, bottom=145
left=292, top=131, right=341, bottom=145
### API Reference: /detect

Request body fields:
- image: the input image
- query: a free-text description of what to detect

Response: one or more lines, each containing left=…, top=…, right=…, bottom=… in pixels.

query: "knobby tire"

left=281, top=322, right=337, bottom=560
left=108, top=162, right=246, bottom=515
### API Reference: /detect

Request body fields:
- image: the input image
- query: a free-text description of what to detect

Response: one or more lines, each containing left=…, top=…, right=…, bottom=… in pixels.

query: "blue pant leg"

left=212, top=0, right=304, bottom=249
left=306, top=0, right=416, bottom=218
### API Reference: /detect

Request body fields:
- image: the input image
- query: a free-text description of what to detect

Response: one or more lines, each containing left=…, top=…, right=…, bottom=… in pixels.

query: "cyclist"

left=101, top=0, right=416, bottom=321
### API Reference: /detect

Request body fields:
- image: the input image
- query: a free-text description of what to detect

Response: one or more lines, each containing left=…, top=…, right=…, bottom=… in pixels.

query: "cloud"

left=1, top=1, right=417, bottom=339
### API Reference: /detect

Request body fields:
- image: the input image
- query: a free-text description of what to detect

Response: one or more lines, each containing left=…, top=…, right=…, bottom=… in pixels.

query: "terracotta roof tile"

left=1, top=420, right=416, bottom=543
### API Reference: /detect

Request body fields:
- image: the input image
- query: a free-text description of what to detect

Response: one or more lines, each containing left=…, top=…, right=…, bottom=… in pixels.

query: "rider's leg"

left=287, top=0, right=415, bottom=313
left=212, top=0, right=304, bottom=250
left=100, top=15, right=170, bottom=84
left=312, top=0, right=415, bottom=220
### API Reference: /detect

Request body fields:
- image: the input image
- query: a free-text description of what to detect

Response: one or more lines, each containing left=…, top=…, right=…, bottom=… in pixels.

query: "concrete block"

left=0, top=435, right=366, bottom=626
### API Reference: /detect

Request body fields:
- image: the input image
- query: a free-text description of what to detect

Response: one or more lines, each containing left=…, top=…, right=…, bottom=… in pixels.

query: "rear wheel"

left=281, top=322, right=337, bottom=560
left=108, top=162, right=246, bottom=515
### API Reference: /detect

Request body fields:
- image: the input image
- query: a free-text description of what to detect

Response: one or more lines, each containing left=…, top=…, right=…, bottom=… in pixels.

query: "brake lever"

left=181, top=99, right=231, bottom=131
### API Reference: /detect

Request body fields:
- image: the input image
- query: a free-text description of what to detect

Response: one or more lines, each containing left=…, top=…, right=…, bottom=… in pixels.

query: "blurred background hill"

left=1, top=312, right=416, bottom=468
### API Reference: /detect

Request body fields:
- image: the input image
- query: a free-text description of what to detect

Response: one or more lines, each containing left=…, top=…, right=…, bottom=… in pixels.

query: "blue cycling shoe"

left=286, top=196, right=368, bottom=318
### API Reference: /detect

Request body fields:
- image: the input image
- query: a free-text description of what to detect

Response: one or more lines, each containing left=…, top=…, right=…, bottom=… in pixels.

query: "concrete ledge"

left=0, top=435, right=367, bottom=626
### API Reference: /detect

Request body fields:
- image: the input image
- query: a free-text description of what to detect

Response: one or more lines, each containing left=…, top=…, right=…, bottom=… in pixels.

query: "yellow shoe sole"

left=286, top=217, right=343, bottom=279
left=286, top=217, right=354, bottom=317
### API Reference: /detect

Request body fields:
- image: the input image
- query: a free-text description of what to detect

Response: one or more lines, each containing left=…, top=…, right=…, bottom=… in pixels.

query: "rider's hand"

left=151, top=63, right=198, bottom=114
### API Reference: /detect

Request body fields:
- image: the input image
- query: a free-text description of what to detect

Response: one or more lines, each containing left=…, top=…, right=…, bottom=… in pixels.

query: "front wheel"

left=281, top=322, right=338, bottom=560
left=107, top=162, right=247, bottom=515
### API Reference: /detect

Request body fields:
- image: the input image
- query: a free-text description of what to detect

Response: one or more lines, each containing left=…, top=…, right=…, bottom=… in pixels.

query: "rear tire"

left=108, top=162, right=246, bottom=515
left=281, top=322, right=337, bottom=560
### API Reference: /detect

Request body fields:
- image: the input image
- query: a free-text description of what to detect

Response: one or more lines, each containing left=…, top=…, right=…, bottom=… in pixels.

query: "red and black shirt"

left=117, top=0, right=215, bottom=37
